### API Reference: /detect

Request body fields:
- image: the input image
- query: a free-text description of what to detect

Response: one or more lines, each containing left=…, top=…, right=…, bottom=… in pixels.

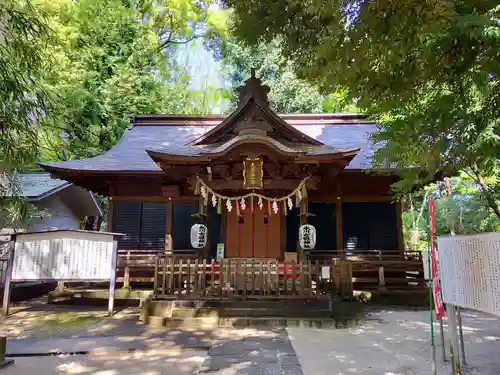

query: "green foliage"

left=226, top=0, right=500, bottom=217
left=2, top=0, right=229, bottom=228
left=217, top=37, right=358, bottom=113
left=0, top=0, right=52, bottom=227
left=38, top=0, right=196, bottom=159
left=403, top=175, right=499, bottom=250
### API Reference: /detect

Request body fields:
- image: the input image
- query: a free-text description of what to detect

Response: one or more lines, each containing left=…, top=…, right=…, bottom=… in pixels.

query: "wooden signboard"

left=2, top=230, right=122, bottom=316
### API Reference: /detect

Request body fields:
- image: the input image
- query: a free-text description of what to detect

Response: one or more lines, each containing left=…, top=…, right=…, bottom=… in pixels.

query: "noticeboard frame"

left=1, top=229, right=123, bottom=317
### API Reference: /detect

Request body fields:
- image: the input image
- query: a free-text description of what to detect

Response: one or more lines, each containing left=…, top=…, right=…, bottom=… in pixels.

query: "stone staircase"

left=140, top=298, right=366, bottom=329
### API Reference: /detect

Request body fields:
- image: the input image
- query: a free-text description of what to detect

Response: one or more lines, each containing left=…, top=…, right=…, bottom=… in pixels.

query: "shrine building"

left=40, top=73, right=411, bottom=290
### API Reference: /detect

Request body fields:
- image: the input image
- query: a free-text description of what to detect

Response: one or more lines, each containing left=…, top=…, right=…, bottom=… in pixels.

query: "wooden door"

left=225, top=205, right=281, bottom=259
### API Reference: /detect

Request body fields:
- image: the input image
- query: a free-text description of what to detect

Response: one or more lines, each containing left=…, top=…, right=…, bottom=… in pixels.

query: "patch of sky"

left=342, top=0, right=364, bottom=28
left=175, top=39, right=231, bottom=113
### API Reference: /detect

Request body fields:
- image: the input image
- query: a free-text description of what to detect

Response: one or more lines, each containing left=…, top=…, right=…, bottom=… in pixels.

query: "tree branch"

left=468, top=166, right=500, bottom=219
left=158, top=34, right=202, bottom=51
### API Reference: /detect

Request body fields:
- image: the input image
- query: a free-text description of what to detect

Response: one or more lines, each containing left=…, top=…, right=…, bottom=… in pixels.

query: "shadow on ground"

left=2, top=298, right=304, bottom=374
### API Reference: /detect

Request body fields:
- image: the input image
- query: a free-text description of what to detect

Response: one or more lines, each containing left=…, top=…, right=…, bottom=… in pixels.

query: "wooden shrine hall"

left=40, top=72, right=424, bottom=295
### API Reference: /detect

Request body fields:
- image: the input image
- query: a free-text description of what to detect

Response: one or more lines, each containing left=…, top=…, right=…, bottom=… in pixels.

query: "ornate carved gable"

left=233, top=104, right=274, bottom=136
left=191, top=71, right=321, bottom=146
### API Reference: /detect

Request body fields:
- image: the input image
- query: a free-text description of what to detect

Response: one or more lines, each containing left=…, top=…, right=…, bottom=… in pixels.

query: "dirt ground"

left=1, top=299, right=499, bottom=375
left=288, top=309, right=500, bottom=375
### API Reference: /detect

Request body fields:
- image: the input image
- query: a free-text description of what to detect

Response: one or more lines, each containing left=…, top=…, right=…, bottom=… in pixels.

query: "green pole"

left=425, top=205, right=437, bottom=375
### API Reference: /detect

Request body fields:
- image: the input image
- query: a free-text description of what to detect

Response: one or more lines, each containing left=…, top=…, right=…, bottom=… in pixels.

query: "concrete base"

left=163, top=316, right=362, bottom=329
left=0, top=359, right=14, bottom=370
left=0, top=282, right=56, bottom=302
left=48, top=288, right=153, bottom=307
left=362, top=289, right=429, bottom=306
left=141, top=297, right=366, bottom=329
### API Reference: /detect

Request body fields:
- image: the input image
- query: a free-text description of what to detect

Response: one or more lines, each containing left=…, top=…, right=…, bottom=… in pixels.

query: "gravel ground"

left=288, top=309, right=500, bottom=375
left=2, top=299, right=500, bottom=375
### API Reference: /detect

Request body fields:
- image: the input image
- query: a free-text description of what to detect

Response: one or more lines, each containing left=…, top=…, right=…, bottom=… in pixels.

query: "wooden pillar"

left=108, top=238, right=118, bottom=316
left=395, top=200, right=404, bottom=255
left=122, top=252, right=131, bottom=290
left=107, top=185, right=115, bottom=232
left=221, top=210, right=227, bottom=244
left=165, top=201, right=173, bottom=256
left=298, top=199, right=308, bottom=263
left=107, top=198, right=114, bottom=232
left=220, top=210, right=227, bottom=261
left=335, top=198, right=344, bottom=258
left=280, top=213, right=286, bottom=262
left=2, top=241, right=15, bottom=316
left=378, top=266, right=387, bottom=291
left=197, top=197, right=208, bottom=260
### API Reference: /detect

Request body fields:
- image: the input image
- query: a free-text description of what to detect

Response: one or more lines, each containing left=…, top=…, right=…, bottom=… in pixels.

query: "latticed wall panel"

left=438, top=232, right=500, bottom=316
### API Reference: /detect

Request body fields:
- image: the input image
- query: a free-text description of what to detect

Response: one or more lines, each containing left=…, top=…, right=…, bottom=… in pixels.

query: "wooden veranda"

left=117, top=249, right=425, bottom=295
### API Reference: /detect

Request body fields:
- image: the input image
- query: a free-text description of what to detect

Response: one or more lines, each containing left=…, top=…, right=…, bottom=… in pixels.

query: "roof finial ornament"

left=236, top=68, right=270, bottom=107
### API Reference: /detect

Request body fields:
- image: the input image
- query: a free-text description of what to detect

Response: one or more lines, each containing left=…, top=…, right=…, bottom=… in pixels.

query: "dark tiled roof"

left=2, top=172, right=102, bottom=216
left=3, top=172, right=69, bottom=200
left=41, top=123, right=378, bottom=171
left=147, top=133, right=356, bottom=157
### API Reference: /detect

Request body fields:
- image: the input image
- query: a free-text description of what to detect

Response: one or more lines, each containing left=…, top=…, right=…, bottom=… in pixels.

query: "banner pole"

left=439, top=312, right=446, bottom=361
left=426, top=204, right=437, bottom=375
left=457, top=307, right=466, bottom=365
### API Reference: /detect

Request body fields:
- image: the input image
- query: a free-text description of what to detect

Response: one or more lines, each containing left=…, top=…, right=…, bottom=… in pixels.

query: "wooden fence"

left=116, top=250, right=196, bottom=286
left=347, top=250, right=424, bottom=290
left=152, top=257, right=353, bottom=299
left=117, top=249, right=425, bottom=292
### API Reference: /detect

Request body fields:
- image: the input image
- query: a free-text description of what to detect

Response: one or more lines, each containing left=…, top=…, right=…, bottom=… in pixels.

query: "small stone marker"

left=0, top=337, right=14, bottom=369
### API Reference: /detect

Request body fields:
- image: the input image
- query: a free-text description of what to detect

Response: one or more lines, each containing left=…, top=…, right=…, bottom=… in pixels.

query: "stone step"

left=170, top=298, right=331, bottom=310
left=171, top=307, right=334, bottom=318
left=155, top=316, right=363, bottom=329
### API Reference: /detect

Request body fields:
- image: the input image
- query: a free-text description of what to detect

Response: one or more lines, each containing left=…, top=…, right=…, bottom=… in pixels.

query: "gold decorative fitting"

left=243, top=157, right=263, bottom=189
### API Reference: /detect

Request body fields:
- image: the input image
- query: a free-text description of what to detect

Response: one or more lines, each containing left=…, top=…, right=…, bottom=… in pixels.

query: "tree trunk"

left=409, top=229, right=421, bottom=251
left=471, top=168, right=500, bottom=220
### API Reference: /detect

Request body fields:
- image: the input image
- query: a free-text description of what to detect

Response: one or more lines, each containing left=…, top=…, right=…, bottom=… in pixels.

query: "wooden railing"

left=117, top=249, right=424, bottom=291
left=309, top=249, right=422, bottom=261
left=116, top=250, right=198, bottom=287
left=347, top=250, right=424, bottom=290
left=152, top=258, right=353, bottom=299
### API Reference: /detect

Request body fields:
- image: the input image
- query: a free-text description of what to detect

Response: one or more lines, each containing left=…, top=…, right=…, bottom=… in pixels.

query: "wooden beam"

left=199, top=177, right=320, bottom=191
left=111, top=196, right=198, bottom=202
left=336, top=199, right=343, bottom=258
left=341, top=195, right=394, bottom=203
left=395, top=200, right=404, bottom=255
left=161, top=185, right=180, bottom=199
left=309, top=195, right=394, bottom=203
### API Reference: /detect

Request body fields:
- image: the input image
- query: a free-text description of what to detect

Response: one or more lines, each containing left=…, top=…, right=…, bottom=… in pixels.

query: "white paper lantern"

left=298, top=224, right=316, bottom=250
left=190, top=224, right=208, bottom=248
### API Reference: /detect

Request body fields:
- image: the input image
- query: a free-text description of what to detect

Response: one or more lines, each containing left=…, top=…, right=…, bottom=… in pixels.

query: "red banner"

left=428, top=200, right=445, bottom=320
